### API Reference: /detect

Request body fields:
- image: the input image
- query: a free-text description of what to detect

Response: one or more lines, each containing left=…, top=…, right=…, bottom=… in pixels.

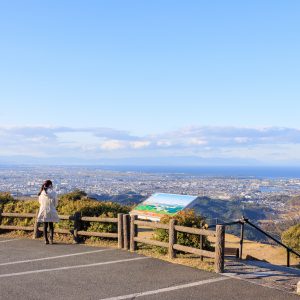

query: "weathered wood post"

left=123, top=214, right=130, bottom=250
left=118, top=213, right=124, bottom=249
left=130, top=215, right=137, bottom=252
left=215, top=225, right=225, bottom=273
left=200, top=235, right=204, bottom=261
left=73, top=212, right=81, bottom=244
left=33, top=210, right=40, bottom=239
left=239, top=221, right=245, bottom=259
left=168, top=219, right=177, bottom=259
left=0, top=208, right=3, bottom=234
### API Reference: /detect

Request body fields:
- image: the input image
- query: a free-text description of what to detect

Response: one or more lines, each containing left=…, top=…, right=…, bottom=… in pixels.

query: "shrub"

left=59, top=189, right=87, bottom=201
left=1, top=199, right=39, bottom=227
left=154, top=209, right=211, bottom=254
left=0, top=192, right=14, bottom=210
left=0, top=191, right=130, bottom=236
left=281, top=224, right=300, bottom=253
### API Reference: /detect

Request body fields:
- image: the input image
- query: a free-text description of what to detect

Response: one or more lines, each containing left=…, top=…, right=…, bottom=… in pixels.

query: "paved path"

left=225, top=259, right=300, bottom=294
left=0, top=237, right=299, bottom=300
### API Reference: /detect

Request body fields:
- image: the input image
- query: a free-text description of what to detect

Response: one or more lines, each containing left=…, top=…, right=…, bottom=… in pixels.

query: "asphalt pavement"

left=0, top=237, right=299, bottom=300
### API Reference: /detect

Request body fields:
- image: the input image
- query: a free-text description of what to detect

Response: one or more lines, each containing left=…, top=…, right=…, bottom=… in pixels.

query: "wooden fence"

left=0, top=211, right=123, bottom=249
left=128, top=215, right=225, bottom=273
left=0, top=211, right=227, bottom=273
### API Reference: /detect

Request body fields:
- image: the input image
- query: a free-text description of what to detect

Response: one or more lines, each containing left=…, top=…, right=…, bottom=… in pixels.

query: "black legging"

left=43, top=222, right=54, bottom=241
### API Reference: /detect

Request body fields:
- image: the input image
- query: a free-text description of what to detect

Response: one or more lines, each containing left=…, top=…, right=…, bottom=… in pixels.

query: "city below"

left=1, top=165, right=300, bottom=211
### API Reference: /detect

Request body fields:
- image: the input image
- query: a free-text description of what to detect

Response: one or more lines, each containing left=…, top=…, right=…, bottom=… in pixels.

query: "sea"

left=97, top=166, right=300, bottom=179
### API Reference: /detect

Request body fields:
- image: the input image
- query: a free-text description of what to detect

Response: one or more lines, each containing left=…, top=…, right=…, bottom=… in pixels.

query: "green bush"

left=1, top=198, right=39, bottom=227
left=154, top=209, right=211, bottom=254
left=0, top=192, right=14, bottom=210
left=281, top=224, right=300, bottom=253
left=59, top=189, right=87, bottom=201
left=0, top=191, right=130, bottom=236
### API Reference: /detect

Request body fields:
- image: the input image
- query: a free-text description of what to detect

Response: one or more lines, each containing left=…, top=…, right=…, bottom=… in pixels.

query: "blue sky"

left=0, top=1, right=300, bottom=165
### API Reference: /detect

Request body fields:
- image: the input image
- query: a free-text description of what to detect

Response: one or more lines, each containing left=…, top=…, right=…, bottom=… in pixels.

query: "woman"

left=37, top=180, right=59, bottom=244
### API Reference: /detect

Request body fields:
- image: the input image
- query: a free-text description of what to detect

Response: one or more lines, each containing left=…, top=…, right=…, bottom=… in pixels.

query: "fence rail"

left=0, top=210, right=122, bottom=247
left=174, top=225, right=216, bottom=237
left=0, top=210, right=226, bottom=273
left=1, top=212, right=36, bottom=218
left=129, top=215, right=225, bottom=273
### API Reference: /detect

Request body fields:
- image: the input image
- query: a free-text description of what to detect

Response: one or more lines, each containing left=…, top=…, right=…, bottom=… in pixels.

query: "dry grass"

left=209, top=233, right=300, bottom=267
left=136, top=227, right=214, bottom=272
left=138, top=227, right=300, bottom=268
left=1, top=227, right=299, bottom=271
left=136, top=244, right=214, bottom=272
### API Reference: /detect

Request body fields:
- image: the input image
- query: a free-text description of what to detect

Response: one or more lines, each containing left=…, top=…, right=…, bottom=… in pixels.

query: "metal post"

left=239, top=222, right=244, bottom=259
left=287, top=249, right=290, bottom=267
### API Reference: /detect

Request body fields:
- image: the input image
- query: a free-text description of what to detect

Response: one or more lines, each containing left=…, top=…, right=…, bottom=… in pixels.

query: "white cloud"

left=130, top=141, right=151, bottom=149
left=188, top=138, right=208, bottom=145
left=156, top=140, right=173, bottom=147
left=100, top=140, right=125, bottom=150
left=1, top=125, right=300, bottom=163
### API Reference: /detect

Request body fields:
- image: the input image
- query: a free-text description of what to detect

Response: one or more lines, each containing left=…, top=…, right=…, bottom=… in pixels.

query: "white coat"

left=37, top=189, right=60, bottom=223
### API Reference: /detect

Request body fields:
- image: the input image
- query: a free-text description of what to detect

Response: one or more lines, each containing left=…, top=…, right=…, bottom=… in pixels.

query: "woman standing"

left=37, top=180, right=59, bottom=244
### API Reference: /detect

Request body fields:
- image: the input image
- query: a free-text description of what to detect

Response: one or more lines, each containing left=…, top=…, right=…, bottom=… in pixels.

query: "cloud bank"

left=0, top=125, right=300, bottom=165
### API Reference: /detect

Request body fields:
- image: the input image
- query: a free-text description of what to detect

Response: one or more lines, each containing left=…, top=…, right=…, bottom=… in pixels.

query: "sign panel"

left=130, top=193, right=198, bottom=221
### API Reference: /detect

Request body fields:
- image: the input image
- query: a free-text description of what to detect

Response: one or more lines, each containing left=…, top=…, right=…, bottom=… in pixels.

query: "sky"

left=0, top=1, right=300, bottom=165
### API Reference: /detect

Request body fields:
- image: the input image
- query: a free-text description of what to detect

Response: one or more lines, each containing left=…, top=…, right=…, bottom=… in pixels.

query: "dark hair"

left=38, top=180, right=53, bottom=196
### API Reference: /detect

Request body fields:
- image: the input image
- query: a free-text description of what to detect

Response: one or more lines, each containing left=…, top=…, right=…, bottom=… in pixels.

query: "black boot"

left=49, top=222, right=54, bottom=244
left=43, top=222, right=49, bottom=244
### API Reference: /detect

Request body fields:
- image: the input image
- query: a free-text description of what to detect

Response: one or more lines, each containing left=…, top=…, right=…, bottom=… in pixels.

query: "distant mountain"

left=0, top=154, right=260, bottom=166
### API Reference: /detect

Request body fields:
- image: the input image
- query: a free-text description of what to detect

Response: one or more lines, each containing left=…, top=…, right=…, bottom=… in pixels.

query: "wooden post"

left=118, top=213, right=124, bottom=249
left=239, top=222, right=244, bottom=259
left=0, top=208, right=3, bottom=234
left=215, top=225, right=225, bottom=273
left=168, top=219, right=177, bottom=259
left=73, top=212, right=81, bottom=244
left=130, top=215, right=137, bottom=252
left=123, top=214, right=130, bottom=250
left=287, top=249, right=290, bottom=267
left=33, top=210, right=40, bottom=239
left=200, top=235, right=204, bottom=261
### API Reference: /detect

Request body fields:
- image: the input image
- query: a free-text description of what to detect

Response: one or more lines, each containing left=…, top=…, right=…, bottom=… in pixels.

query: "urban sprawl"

left=1, top=166, right=300, bottom=213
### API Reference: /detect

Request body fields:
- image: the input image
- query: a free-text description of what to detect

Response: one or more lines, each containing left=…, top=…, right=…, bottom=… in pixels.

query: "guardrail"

left=208, top=217, right=300, bottom=267
left=242, top=217, right=300, bottom=267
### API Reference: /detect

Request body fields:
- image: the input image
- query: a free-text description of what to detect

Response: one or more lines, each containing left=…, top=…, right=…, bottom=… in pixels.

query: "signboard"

left=130, top=193, right=198, bottom=221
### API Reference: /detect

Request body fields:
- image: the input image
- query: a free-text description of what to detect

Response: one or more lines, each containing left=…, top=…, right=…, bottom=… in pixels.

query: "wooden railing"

left=0, top=211, right=226, bottom=273
left=128, top=215, right=225, bottom=273
left=0, top=212, right=37, bottom=234
left=0, top=210, right=123, bottom=249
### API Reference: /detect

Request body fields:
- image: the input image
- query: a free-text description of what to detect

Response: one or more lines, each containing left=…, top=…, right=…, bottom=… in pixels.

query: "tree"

left=281, top=224, right=300, bottom=253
